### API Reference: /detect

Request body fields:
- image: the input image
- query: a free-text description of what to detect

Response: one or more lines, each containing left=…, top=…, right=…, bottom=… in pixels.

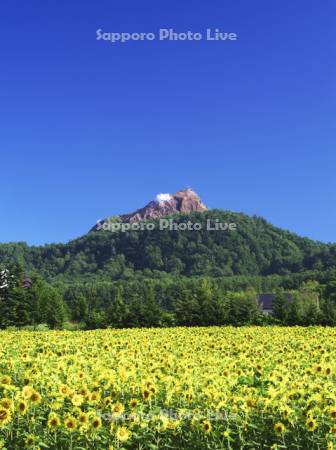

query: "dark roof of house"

left=22, top=277, right=33, bottom=289
left=258, top=293, right=292, bottom=310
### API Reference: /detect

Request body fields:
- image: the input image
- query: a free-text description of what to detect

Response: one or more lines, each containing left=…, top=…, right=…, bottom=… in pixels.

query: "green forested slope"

left=0, top=210, right=335, bottom=282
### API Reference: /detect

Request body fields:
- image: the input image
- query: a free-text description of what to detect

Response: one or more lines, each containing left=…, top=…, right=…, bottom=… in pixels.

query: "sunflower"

left=48, top=414, right=61, bottom=430
left=50, top=399, right=63, bottom=411
left=64, top=416, right=77, bottom=431
left=325, top=367, right=332, bottom=376
left=71, top=394, right=84, bottom=407
left=24, top=434, right=37, bottom=447
left=104, top=396, right=112, bottom=407
left=202, top=420, right=212, bottom=435
left=246, top=398, right=256, bottom=408
left=22, top=386, right=33, bottom=399
left=0, top=376, right=11, bottom=386
left=274, top=422, right=285, bottom=435
left=91, top=416, right=102, bottom=430
left=17, top=399, right=28, bottom=415
left=112, top=402, right=124, bottom=415
left=0, top=398, right=13, bottom=410
left=79, top=387, right=89, bottom=397
left=0, top=408, right=11, bottom=427
left=129, top=398, right=138, bottom=409
left=30, top=391, right=41, bottom=405
left=89, top=391, right=101, bottom=403
left=143, top=389, right=152, bottom=401
left=116, top=426, right=131, bottom=442
left=59, top=385, right=70, bottom=396
left=306, top=418, right=317, bottom=432
left=78, top=412, right=89, bottom=426
left=329, top=407, right=336, bottom=420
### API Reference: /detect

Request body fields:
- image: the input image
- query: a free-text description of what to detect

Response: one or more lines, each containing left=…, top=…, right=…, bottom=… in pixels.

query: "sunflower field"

left=1, top=327, right=336, bottom=449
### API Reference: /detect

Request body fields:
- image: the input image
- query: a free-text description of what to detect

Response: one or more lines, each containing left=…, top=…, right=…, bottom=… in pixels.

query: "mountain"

left=1, top=197, right=336, bottom=282
left=3, top=191, right=336, bottom=331
left=93, top=188, right=207, bottom=230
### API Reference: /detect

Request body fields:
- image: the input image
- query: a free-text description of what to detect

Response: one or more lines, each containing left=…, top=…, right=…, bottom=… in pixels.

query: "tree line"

left=2, top=263, right=336, bottom=329
left=0, top=265, right=66, bottom=329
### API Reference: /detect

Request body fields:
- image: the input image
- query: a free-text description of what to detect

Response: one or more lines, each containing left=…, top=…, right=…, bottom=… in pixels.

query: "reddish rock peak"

left=120, top=188, right=207, bottom=224
left=94, top=188, right=207, bottom=230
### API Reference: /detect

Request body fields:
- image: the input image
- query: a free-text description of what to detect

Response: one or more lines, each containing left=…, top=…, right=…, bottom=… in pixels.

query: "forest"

left=1, top=210, right=336, bottom=329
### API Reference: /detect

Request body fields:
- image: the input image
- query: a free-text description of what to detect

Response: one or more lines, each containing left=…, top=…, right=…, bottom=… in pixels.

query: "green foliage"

left=272, top=288, right=291, bottom=323
left=0, top=265, right=67, bottom=329
left=1, top=210, right=336, bottom=282
left=2, top=210, right=336, bottom=329
left=224, top=290, right=261, bottom=326
left=3, top=265, right=336, bottom=328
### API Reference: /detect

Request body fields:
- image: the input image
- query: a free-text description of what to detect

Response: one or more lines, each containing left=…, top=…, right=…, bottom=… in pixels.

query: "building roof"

left=22, top=277, right=33, bottom=289
left=258, top=293, right=292, bottom=310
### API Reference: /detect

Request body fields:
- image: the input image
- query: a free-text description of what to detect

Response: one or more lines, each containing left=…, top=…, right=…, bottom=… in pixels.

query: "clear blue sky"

left=0, top=0, right=335, bottom=245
